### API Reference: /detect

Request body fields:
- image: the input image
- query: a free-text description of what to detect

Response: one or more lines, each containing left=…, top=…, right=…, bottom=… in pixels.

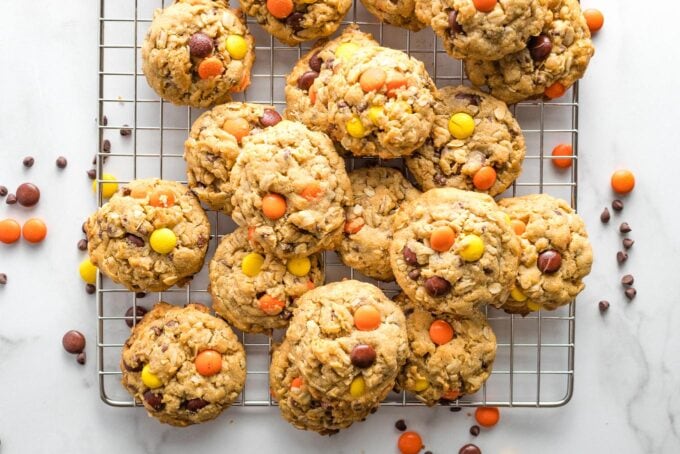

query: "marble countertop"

left=1, top=0, right=678, bottom=453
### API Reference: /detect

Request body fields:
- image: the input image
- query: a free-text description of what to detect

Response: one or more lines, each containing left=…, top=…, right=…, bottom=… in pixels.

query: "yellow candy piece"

left=335, top=42, right=360, bottom=60
left=350, top=376, right=366, bottom=398
left=413, top=378, right=429, bottom=392
left=150, top=228, right=177, bottom=254
left=458, top=234, right=485, bottom=262
left=346, top=116, right=366, bottom=138
left=367, top=106, right=383, bottom=125
left=287, top=256, right=311, bottom=277
left=448, top=112, right=475, bottom=139
left=527, top=301, right=542, bottom=312
left=225, top=35, right=248, bottom=60
left=242, top=252, right=265, bottom=277
left=510, top=286, right=528, bottom=302
left=504, top=213, right=512, bottom=225
left=141, top=364, right=163, bottom=389
left=79, top=258, right=98, bottom=284
left=92, top=173, right=119, bottom=199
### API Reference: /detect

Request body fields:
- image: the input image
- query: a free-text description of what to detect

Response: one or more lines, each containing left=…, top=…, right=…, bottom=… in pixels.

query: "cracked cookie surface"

left=360, top=0, right=428, bottom=31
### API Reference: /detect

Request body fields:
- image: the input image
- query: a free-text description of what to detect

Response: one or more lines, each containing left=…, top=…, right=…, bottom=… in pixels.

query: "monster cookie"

left=394, top=293, right=496, bottom=405
left=406, top=86, right=525, bottom=197
left=239, top=0, right=352, bottom=46
left=285, top=26, right=379, bottom=135
left=230, top=120, right=352, bottom=259
left=121, top=302, right=246, bottom=426
left=360, top=0, right=428, bottom=31
left=390, top=188, right=520, bottom=316
left=284, top=280, right=409, bottom=406
left=86, top=179, right=210, bottom=292
left=465, top=0, right=595, bottom=104
left=209, top=227, right=324, bottom=334
left=142, top=0, right=254, bottom=107
left=416, top=0, right=548, bottom=61
left=338, top=167, right=420, bottom=281
left=498, top=194, right=593, bottom=314
left=184, top=102, right=283, bottom=214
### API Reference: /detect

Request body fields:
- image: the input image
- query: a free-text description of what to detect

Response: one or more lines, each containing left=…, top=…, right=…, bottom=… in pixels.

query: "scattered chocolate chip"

left=23, top=156, right=35, bottom=167
left=612, top=199, right=624, bottom=211
left=102, top=115, right=108, bottom=126
left=77, top=352, right=87, bottom=365
left=424, top=276, right=451, bottom=297
left=87, top=169, right=96, bottom=180
left=56, top=156, right=68, bottom=168
left=136, top=292, right=147, bottom=298
left=449, top=406, right=462, bottom=412
left=102, top=139, right=111, bottom=152
left=62, top=330, right=86, bottom=354
left=125, top=306, right=148, bottom=328
left=448, top=10, right=463, bottom=34
left=598, top=300, right=610, bottom=312
left=144, top=391, right=165, bottom=411
left=424, top=451, right=432, bottom=454
left=16, top=182, right=40, bottom=207
left=528, top=34, right=552, bottom=61
left=309, top=52, right=322, bottom=72
left=408, top=269, right=421, bottom=280
left=297, top=70, right=319, bottom=91
left=6, top=193, right=17, bottom=205
left=621, top=274, right=634, bottom=286
left=619, top=222, right=632, bottom=233
left=124, top=361, right=143, bottom=372
left=82, top=222, right=88, bottom=234
left=395, top=419, right=407, bottom=431
left=85, top=284, right=96, bottom=295
left=120, top=125, right=132, bottom=136
left=260, top=109, right=282, bottom=127
left=0, top=185, right=6, bottom=197
left=623, top=238, right=634, bottom=249
left=600, top=207, right=610, bottom=223
left=185, top=398, right=209, bottom=412
left=125, top=233, right=145, bottom=247
left=470, top=425, right=480, bottom=436
left=0, top=273, right=7, bottom=285
left=285, top=12, right=304, bottom=31
left=459, top=444, right=481, bottom=454
left=537, top=250, right=562, bottom=273
left=188, top=32, right=213, bottom=58
left=617, top=251, right=628, bottom=263
left=78, top=239, right=88, bottom=251
left=625, top=288, right=637, bottom=300
left=402, top=246, right=419, bottom=266
left=350, top=344, right=376, bottom=368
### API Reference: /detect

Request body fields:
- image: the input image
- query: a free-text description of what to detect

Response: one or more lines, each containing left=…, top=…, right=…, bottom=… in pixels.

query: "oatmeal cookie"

left=360, top=0, right=428, bottom=31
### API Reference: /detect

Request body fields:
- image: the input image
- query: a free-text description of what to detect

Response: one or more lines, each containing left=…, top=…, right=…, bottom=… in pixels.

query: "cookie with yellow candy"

left=209, top=228, right=323, bottom=334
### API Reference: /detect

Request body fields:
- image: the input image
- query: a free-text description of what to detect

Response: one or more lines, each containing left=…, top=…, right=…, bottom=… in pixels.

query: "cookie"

left=142, top=0, right=255, bottom=108
left=121, top=302, right=246, bottom=426
left=465, top=0, right=594, bottom=104
left=239, top=0, right=352, bottom=46
left=230, top=120, right=352, bottom=259
left=416, top=0, right=548, bottom=61
left=338, top=167, right=421, bottom=281
left=184, top=102, right=283, bottom=214
left=390, top=188, right=520, bottom=316
left=209, top=227, right=324, bottom=334
left=86, top=179, right=210, bottom=292
left=498, top=194, right=593, bottom=314
left=405, top=86, right=525, bottom=197
left=360, top=0, right=428, bottom=32
left=394, top=293, right=496, bottom=405
left=285, top=25, right=379, bottom=136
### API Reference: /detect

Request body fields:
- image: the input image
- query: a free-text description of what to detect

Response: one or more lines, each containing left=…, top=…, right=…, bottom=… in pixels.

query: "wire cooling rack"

left=96, top=0, right=579, bottom=409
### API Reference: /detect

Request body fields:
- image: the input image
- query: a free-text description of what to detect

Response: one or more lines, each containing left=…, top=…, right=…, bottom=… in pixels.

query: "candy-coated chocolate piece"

left=448, top=112, right=475, bottom=139
left=150, top=228, right=177, bottom=254
left=241, top=252, right=264, bottom=277
left=142, top=364, right=163, bottom=388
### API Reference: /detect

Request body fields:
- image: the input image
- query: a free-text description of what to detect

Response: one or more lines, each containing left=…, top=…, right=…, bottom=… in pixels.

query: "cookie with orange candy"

left=406, top=85, right=525, bottom=197
left=142, top=0, right=254, bottom=107
left=121, top=302, right=246, bottom=426
left=394, top=293, right=496, bottom=405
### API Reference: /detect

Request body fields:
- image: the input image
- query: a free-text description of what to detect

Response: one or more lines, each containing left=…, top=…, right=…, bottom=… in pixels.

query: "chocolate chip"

left=125, top=306, right=148, bottom=328
left=102, top=139, right=111, bottom=152
left=124, top=361, right=143, bottom=372
left=185, top=398, right=209, bottom=412
left=85, top=284, right=96, bottom=295
left=619, top=222, right=632, bottom=233
left=449, top=10, right=463, bottom=34
left=459, top=444, right=481, bottom=454
left=136, top=292, right=147, bottom=298
left=56, top=156, right=68, bottom=168
left=309, top=52, right=322, bottom=72
left=120, top=125, right=132, bottom=136
left=23, top=156, right=35, bottom=167
left=598, top=300, right=610, bottom=312
left=62, top=330, right=86, bottom=354
left=537, top=250, right=562, bottom=273
left=77, top=352, right=87, bottom=365
left=297, top=71, right=319, bottom=91
left=0, top=185, right=6, bottom=197
left=402, top=246, right=419, bottom=266
left=612, top=199, right=624, bottom=211
left=528, top=34, right=552, bottom=61
left=617, top=251, right=628, bottom=263
left=260, top=109, right=282, bottom=127
left=82, top=222, right=87, bottom=234
left=424, top=451, right=433, bottom=454
left=125, top=233, right=145, bottom=247
left=395, top=419, right=407, bottom=431
left=625, top=288, right=637, bottom=300
left=78, top=239, right=88, bottom=251
left=16, top=183, right=40, bottom=207
left=188, top=32, right=213, bottom=58
left=454, top=93, right=481, bottom=106
left=408, top=269, right=421, bottom=280
left=433, top=173, right=447, bottom=186
left=600, top=207, right=610, bottom=223
left=424, top=276, right=451, bottom=297
left=623, top=238, right=634, bottom=249
left=621, top=274, right=634, bottom=286
left=0, top=273, right=7, bottom=285
left=470, top=425, right=480, bottom=436
left=449, top=406, right=462, bottom=412
left=6, top=194, right=17, bottom=205
left=87, top=169, right=96, bottom=180
left=144, top=391, right=164, bottom=411
left=350, top=344, right=376, bottom=368
left=102, top=115, right=108, bottom=126
left=285, top=12, right=304, bottom=31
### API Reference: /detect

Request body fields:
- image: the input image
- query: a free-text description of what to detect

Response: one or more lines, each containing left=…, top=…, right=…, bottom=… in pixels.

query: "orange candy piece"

left=545, top=82, right=566, bottom=99
left=359, top=68, right=387, bottom=93
left=130, top=187, right=148, bottom=199
left=0, top=219, right=21, bottom=244
left=306, top=281, right=316, bottom=290
left=262, top=193, right=287, bottom=220
left=195, top=350, right=222, bottom=376
left=584, top=9, right=604, bottom=33
left=266, top=0, right=294, bottom=19
left=473, top=166, right=497, bottom=190
left=429, top=319, right=454, bottom=345
left=300, top=182, right=323, bottom=201
left=344, top=218, right=365, bottom=234
left=473, top=0, right=497, bottom=12
left=611, top=169, right=635, bottom=194
left=429, top=226, right=456, bottom=252
left=386, top=76, right=408, bottom=98
left=398, top=431, right=423, bottom=454
left=149, top=189, right=175, bottom=208
left=223, top=117, right=251, bottom=143
left=291, top=377, right=303, bottom=389
left=511, top=219, right=526, bottom=236
left=198, top=57, right=224, bottom=79
left=551, top=143, right=573, bottom=169
left=475, top=406, right=500, bottom=427
left=442, top=389, right=460, bottom=400
left=309, top=85, right=317, bottom=104
left=259, top=294, right=285, bottom=315
left=247, top=226, right=256, bottom=241
left=22, top=218, right=47, bottom=243
left=354, top=305, right=381, bottom=331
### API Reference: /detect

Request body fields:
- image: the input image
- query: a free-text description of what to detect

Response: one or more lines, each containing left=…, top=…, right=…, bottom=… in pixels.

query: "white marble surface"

left=1, top=0, right=679, bottom=453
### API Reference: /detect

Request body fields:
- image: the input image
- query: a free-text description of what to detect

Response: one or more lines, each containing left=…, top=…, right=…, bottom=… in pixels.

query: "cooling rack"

left=96, top=0, right=579, bottom=409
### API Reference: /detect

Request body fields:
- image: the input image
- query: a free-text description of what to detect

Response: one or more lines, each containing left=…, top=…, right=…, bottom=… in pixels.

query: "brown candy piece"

left=469, top=425, right=480, bottom=436
left=621, top=274, right=634, bottom=286
left=125, top=233, right=145, bottom=247
left=144, top=391, right=164, bottom=411
left=424, top=276, right=451, bottom=297
left=537, top=250, right=562, bottom=273
left=308, top=52, right=322, bottom=72
left=62, top=330, right=86, bottom=354
left=0, top=185, right=8, bottom=197
left=260, top=109, right=282, bottom=127
left=77, top=352, right=87, bottom=365
left=619, top=222, right=632, bottom=233
left=297, top=71, right=319, bottom=91
left=16, top=183, right=40, bottom=207
left=612, top=199, right=624, bottom=211
left=285, top=12, right=304, bottom=31
left=528, top=34, right=552, bottom=61
left=0, top=273, right=7, bottom=285
left=125, top=306, right=148, bottom=328
left=449, top=10, right=463, bottom=34
left=402, top=246, right=418, bottom=266
left=459, top=444, right=481, bottom=454
left=5, top=193, right=16, bottom=205
left=617, top=251, right=628, bottom=263
left=56, top=156, right=68, bottom=168
left=600, top=207, right=610, bottom=223
left=188, top=32, right=213, bottom=58
left=23, top=156, right=35, bottom=167
left=350, top=344, right=376, bottom=368
left=623, top=238, right=634, bottom=249
left=599, top=300, right=610, bottom=312
left=625, top=288, right=637, bottom=300
left=408, top=269, right=421, bottom=280
left=185, top=398, right=209, bottom=412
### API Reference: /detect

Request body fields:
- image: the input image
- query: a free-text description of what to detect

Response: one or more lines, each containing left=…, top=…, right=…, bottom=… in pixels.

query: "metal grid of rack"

left=96, top=0, right=579, bottom=409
